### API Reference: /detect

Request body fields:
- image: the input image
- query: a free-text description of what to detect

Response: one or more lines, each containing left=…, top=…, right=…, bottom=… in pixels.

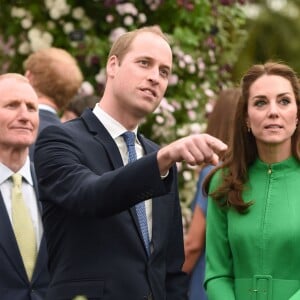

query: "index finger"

left=204, top=133, right=228, bottom=153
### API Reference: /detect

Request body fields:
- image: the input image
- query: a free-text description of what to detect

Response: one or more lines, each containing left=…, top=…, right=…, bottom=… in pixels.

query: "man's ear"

left=25, top=70, right=32, bottom=82
left=106, top=55, right=119, bottom=78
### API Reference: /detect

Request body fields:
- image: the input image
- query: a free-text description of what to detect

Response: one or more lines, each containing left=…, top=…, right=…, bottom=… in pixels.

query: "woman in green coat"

left=204, top=61, right=300, bottom=300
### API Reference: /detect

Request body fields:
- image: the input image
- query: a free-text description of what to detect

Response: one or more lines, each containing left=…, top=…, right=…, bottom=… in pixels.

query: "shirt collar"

left=93, top=103, right=138, bottom=139
left=38, top=104, right=57, bottom=115
left=0, top=156, right=33, bottom=185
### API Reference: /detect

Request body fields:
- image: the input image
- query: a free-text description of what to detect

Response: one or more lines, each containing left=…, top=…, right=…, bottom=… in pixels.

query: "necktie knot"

left=122, top=131, right=137, bottom=163
left=12, top=173, right=22, bottom=188
left=122, top=131, right=136, bottom=147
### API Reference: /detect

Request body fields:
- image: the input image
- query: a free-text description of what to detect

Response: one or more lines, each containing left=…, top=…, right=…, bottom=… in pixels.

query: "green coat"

left=205, top=156, right=300, bottom=300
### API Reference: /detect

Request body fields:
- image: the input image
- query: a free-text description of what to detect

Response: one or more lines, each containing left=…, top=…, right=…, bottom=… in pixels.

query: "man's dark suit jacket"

left=34, top=108, right=188, bottom=300
left=29, top=109, right=61, bottom=160
left=0, top=164, right=49, bottom=299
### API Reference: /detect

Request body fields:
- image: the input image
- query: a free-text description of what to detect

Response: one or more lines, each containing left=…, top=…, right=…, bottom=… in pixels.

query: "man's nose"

left=17, top=104, right=30, bottom=119
left=147, top=68, right=160, bottom=83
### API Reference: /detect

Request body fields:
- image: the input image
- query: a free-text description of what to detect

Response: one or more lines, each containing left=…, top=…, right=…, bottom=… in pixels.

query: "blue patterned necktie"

left=122, top=131, right=150, bottom=256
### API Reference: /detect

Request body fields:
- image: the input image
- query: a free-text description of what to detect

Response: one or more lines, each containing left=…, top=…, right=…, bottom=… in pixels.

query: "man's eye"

left=139, top=60, right=148, bottom=66
left=160, top=69, right=169, bottom=78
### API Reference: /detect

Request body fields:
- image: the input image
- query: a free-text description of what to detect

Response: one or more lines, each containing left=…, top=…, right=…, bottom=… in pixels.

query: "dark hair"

left=65, top=94, right=99, bottom=117
left=204, top=61, right=300, bottom=213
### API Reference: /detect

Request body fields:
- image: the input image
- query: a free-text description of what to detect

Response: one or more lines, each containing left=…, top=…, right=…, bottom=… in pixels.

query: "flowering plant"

left=0, top=0, right=248, bottom=227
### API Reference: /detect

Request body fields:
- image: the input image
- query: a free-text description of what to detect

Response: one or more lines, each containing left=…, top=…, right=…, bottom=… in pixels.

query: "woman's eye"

left=280, top=97, right=290, bottom=105
left=254, top=100, right=266, bottom=107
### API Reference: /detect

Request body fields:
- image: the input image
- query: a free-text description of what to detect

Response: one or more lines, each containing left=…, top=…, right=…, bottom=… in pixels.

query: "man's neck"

left=0, top=148, right=28, bottom=173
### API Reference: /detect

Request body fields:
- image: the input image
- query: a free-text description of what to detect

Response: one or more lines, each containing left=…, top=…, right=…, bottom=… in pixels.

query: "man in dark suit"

left=34, top=26, right=227, bottom=300
left=0, top=73, right=49, bottom=299
left=24, top=47, right=83, bottom=159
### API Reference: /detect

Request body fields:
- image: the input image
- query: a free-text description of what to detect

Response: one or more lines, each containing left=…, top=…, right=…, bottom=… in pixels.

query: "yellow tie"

left=11, top=173, right=37, bottom=280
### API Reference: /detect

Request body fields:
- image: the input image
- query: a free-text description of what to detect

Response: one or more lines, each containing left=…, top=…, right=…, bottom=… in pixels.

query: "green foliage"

left=0, top=0, right=248, bottom=225
left=233, top=0, right=300, bottom=82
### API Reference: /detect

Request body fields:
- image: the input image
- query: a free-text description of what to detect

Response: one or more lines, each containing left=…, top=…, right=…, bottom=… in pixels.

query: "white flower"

left=47, top=0, right=70, bottom=19
left=81, top=17, right=93, bottom=30
left=187, top=110, right=197, bottom=121
left=21, top=18, right=32, bottom=29
left=44, top=0, right=54, bottom=8
left=41, top=32, right=53, bottom=44
left=106, top=14, right=114, bottom=23
left=11, top=7, right=27, bottom=18
left=204, top=88, right=214, bottom=98
left=28, top=29, right=53, bottom=52
left=138, top=13, right=147, bottom=23
left=30, top=39, right=49, bottom=52
left=95, top=69, right=106, bottom=84
left=178, top=60, right=186, bottom=68
left=49, top=8, right=61, bottom=20
left=183, top=54, right=193, bottom=64
left=109, top=27, right=127, bottom=44
left=116, top=3, right=138, bottom=16
left=18, top=41, right=31, bottom=55
left=79, top=81, right=95, bottom=95
left=188, top=64, right=196, bottom=74
left=123, top=15, right=134, bottom=26
left=155, top=115, right=165, bottom=124
left=28, top=28, right=41, bottom=40
left=63, top=22, right=75, bottom=34
left=183, top=170, right=193, bottom=181
left=189, top=123, right=204, bottom=134
left=168, top=74, right=178, bottom=86
left=72, top=7, right=85, bottom=20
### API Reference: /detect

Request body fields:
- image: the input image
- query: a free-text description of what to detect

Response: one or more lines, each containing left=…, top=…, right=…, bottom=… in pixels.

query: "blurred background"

left=233, top=0, right=300, bottom=81
left=0, top=0, right=299, bottom=223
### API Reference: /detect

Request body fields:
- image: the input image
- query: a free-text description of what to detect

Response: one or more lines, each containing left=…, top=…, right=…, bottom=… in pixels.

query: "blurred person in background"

left=24, top=47, right=83, bottom=158
left=60, top=82, right=99, bottom=122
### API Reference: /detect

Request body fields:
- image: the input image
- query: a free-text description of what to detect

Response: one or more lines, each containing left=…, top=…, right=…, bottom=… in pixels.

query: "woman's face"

left=246, top=74, right=298, bottom=157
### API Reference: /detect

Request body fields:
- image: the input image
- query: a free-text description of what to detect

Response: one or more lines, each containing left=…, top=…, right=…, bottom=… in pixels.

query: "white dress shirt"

left=93, top=104, right=153, bottom=239
left=0, top=157, right=43, bottom=248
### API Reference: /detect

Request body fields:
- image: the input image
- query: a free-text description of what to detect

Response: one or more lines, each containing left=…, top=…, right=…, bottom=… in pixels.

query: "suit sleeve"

left=204, top=171, right=236, bottom=300
left=34, top=124, right=173, bottom=217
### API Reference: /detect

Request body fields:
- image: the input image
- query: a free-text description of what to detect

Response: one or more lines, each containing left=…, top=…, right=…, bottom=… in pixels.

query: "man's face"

left=0, top=77, right=39, bottom=151
left=108, top=31, right=173, bottom=120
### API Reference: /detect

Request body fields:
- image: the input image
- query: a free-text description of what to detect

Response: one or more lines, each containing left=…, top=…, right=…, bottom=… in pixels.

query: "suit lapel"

left=30, top=164, right=48, bottom=282
left=82, top=110, right=160, bottom=257
left=81, top=109, right=124, bottom=169
left=0, top=193, right=28, bottom=281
